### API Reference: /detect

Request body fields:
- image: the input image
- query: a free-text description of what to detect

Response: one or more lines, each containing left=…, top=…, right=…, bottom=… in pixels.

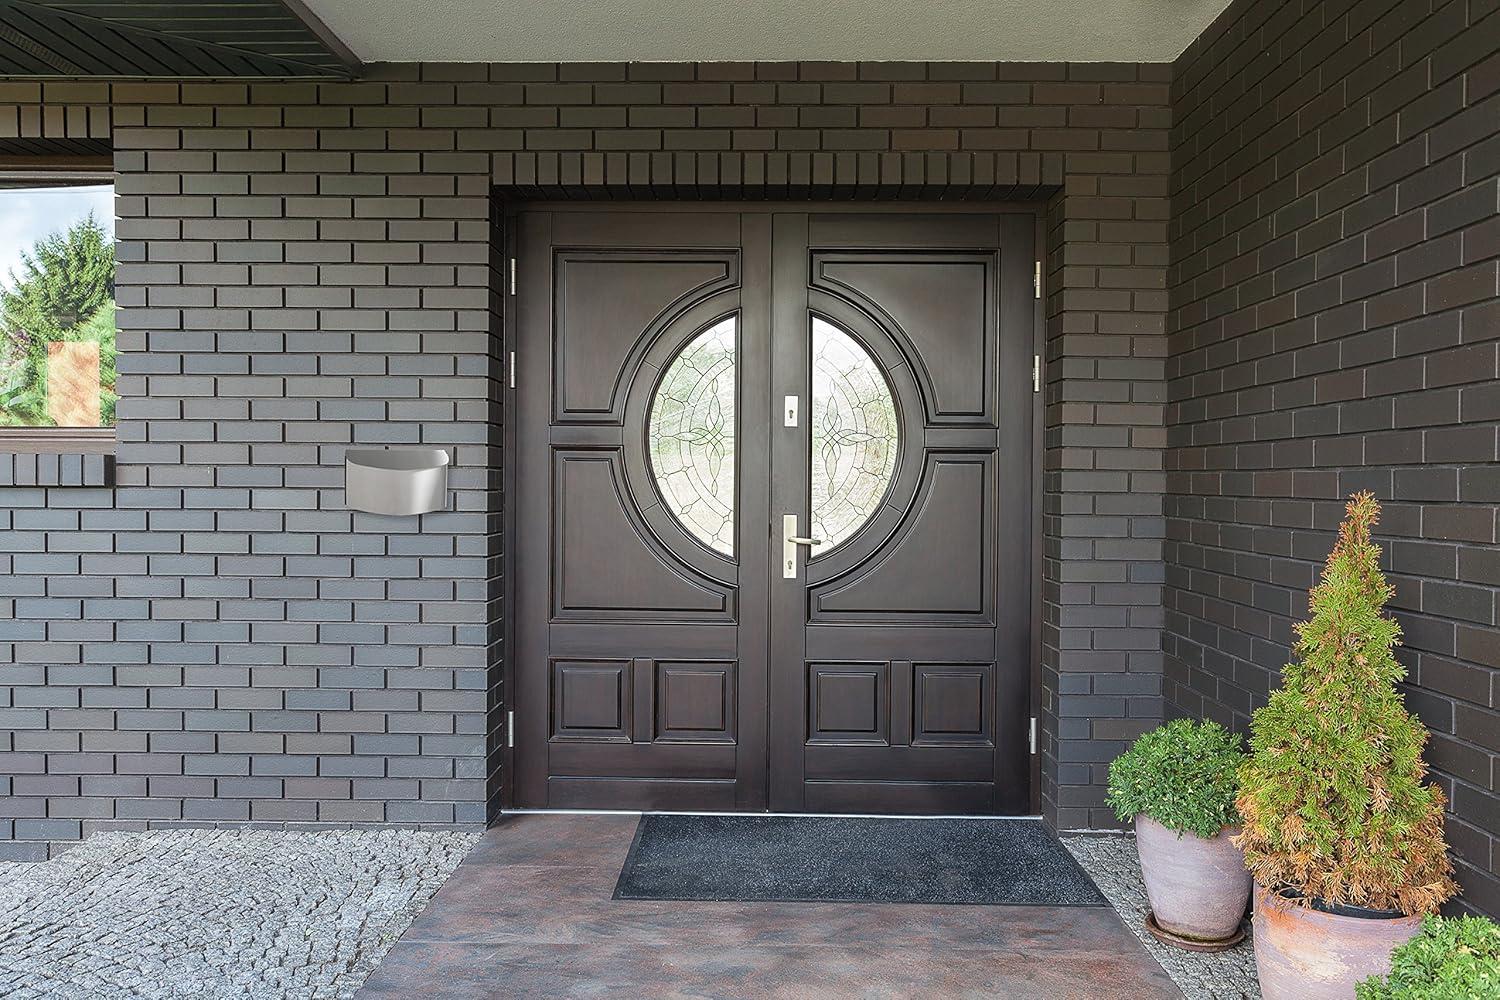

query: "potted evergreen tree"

left=1107, top=718, right=1250, bottom=948
left=1236, top=492, right=1458, bottom=1000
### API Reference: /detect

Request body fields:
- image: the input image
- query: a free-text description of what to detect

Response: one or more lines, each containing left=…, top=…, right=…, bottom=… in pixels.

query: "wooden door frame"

left=495, top=199, right=1047, bottom=817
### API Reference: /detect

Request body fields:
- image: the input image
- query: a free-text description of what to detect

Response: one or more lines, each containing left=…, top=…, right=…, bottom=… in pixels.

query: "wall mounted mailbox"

left=345, top=448, right=450, bottom=516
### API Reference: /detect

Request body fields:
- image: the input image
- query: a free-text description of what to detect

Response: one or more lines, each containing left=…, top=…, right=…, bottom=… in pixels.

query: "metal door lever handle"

left=781, top=515, right=820, bottom=578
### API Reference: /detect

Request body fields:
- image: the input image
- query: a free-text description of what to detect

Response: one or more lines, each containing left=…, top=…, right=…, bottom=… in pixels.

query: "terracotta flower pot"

left=1135, top=814, right=1252, bottom=943
left=1252, top=883, right=1423, bottom=1000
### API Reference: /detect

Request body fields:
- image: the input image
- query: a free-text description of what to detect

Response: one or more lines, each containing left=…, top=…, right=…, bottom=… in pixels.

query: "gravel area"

left=1065, top=833, right=1260, bottom=1000
left=0, top=829, right=478, bottom=1000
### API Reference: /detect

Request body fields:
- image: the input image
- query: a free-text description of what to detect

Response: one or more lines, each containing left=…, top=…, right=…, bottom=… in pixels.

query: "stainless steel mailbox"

left=344, top=448, right=450, bottom=516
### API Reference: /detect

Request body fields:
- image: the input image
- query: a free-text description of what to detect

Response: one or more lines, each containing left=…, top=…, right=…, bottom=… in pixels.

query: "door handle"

left=782, top=515, right=822, bottom=579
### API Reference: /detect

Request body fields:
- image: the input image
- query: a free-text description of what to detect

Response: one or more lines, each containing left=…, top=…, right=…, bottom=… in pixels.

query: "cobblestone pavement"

left=1065, top=833, right=1261, bottom=1000
left=0, top=829, right=478, bottom=1000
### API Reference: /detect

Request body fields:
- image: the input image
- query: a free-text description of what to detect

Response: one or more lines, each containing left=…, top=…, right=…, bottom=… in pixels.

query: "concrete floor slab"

left=361, top=814, right=1181, bottom=999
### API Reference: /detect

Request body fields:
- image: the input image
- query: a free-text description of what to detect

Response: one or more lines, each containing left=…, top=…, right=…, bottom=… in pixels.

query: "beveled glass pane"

left=811, top=317, right=898, bottom=551
left=648, top=317, right=737, bottom=555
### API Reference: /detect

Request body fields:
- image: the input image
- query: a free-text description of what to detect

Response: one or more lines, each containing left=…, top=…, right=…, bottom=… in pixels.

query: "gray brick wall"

left=1, top=75, right=503, bottom=858
left=1168, top=0, right=1500, bottom=916
left=0, top=60, right=1172, bottom=855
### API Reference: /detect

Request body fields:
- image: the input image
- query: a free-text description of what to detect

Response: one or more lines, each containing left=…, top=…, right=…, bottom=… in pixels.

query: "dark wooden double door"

left=513, top=206, right=1034, bottom=814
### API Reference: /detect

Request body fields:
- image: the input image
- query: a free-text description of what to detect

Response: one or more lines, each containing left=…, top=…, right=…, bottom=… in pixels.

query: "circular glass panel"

left=810, top=317, right=899, bottom=551
left=647, top=317, right=737, bottom=555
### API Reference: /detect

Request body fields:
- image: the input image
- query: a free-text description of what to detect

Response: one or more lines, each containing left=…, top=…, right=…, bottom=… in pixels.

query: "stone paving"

left=0, top=829, right=478, bottom=1000
left=1065, top=833, right=1261, bottom=1000
left=0, top=823, right=1259, bottom=999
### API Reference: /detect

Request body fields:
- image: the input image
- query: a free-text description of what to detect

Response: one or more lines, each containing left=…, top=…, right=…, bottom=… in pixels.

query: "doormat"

left=613, top=814, right=1107, bottom=906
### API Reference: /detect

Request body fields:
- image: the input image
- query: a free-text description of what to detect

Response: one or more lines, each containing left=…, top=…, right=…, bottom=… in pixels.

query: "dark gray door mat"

left=613, top=814, right=1107, bottom=906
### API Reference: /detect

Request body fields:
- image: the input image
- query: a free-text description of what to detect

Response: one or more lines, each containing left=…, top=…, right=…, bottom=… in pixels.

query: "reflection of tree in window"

left=1, top=198, right=117, bottom=429
left=810, top=318, right=898, bottom=551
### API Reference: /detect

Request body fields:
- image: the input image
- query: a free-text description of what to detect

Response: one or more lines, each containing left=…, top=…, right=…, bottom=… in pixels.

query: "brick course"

left=0, top=61, right=1171, bottom=855
left=1168, top=0, right=1500, bottom=916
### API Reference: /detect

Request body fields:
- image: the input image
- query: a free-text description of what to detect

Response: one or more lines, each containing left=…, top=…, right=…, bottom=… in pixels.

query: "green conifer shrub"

left=1235, top=492, right=1457, bottom=915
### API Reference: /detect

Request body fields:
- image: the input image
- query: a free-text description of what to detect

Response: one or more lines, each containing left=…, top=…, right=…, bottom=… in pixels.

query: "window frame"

left=0, top=158, right=118, bottom=455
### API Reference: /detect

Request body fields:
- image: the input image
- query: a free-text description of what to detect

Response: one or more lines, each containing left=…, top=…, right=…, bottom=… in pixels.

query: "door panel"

left=807, top=663, right=890, bottom=744
left=514, top=206, right=1031, bottom=815
left=815, top=254, right=997, bottom=423
left=913, top=663, right=995, bottom=745
left=551, top=660, right=631, bottom=740
left=654, top=661, right=738, bottom=743
left=810, top=454, right=994, bottom=620
left=553, top=451, right=732, bottom=617
left=552, top=251, right=739, bottom=421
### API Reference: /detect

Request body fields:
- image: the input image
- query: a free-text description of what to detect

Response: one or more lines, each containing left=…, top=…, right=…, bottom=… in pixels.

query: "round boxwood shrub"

left=1356, top=914, right=1500, bottom=1000
left=1106, top=718, right=1244, bottom=840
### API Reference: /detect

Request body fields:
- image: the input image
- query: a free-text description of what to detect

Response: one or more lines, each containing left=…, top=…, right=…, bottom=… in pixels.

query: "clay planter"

left=1252, top=883, right=1423, bottom=1000
left=1135, top=814, right=1251, bottom=944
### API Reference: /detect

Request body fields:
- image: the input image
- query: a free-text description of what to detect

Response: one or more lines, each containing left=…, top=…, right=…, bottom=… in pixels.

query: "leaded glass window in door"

left=648, top=317, right=737, bottom=555
left=810, top=317, right=899, bottom=551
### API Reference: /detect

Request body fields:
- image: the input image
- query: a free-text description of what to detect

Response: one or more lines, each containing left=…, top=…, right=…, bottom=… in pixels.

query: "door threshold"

left=501, top=807, right=1045, bottom=821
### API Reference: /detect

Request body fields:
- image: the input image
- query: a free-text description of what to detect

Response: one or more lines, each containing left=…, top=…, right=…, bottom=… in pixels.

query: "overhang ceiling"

left=302, top=0, right=1236, bottom=64
left=0, top=0, right=1238, bottom=79
left=0, top=1, right=358, bottom=77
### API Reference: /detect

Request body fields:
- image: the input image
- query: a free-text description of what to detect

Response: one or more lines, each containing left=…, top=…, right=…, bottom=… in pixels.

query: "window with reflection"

left=0, top=176, right=116, bottom=430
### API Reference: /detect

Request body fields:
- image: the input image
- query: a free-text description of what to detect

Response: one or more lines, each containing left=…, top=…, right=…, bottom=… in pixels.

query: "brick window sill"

left=0, top=430, right=116, bottom=486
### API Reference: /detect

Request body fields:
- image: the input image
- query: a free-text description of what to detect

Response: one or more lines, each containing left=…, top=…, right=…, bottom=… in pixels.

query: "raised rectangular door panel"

left=655, top=661, right=737, bottom=744
left=551, top=660, right=631, bottom=741
left=806, top=662, right=890, bottom=745
left=913, top=663, right=996, bottom=747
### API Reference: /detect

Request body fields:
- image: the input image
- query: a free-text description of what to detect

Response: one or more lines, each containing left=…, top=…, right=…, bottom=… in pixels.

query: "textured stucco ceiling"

left=300, top=0, right=1236, bottom=64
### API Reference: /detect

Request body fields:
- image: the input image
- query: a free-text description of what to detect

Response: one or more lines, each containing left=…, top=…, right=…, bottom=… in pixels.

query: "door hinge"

left=1029, top=716, right=1037, bottom=755
left=509, top=258, right=516, bottom=295
left=1032, top=354, right=1040, bottom=393
left=507, top=709, right=515, bottom=749
left=509, top=351, right=516, bottom=390
left=1033, top=260, right=1041, bottom=299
